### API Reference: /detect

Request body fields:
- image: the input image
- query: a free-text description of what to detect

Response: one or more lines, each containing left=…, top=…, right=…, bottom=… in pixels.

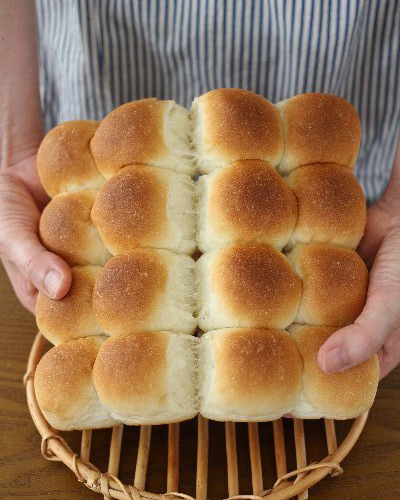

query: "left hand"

left=318, top=141, right=400, bottom=380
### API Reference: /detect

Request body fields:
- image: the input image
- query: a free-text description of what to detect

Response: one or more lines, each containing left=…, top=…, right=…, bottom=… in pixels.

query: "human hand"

left=318, top=143, right=400, bottom=379
left=0, top=153, right=71, bottom=314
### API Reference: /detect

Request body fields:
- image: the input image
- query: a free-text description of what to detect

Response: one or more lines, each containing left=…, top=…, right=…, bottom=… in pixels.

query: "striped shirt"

left=35, top=0, right=400, bottom=203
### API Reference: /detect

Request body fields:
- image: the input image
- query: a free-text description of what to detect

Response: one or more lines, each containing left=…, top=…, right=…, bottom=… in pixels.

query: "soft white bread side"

left=197, top=160, right=297, bottom=252
left=92, top=250, right=197, bottom=336
left=90, top=99, right=194, bottom=177
left=34, top=336, right=114, bottom=430
left=199, top=328, right=303, bottom=421
left=93, top=332, right=199, bottom=425
left=287, top=243, right=368, bottom=327
left=37, top=120, right=105, bottom=197
left=290, top=325, right=379, bottom=419
left=39, top=190, right=111, bottom=266
left=197, top=244, right=302, bottom=332
left=192, top=89, right=284, bottom=174
left=277, top=93, right=361, bottom=174
left=91, top=165, right=196, bottom=255
left=285, top=164, right=366, bottom=250
left=36, top=266, right=102, bottom=345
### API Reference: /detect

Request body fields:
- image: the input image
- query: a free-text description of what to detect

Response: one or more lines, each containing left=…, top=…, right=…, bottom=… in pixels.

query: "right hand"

left=0, top=154, right=71, bottom=314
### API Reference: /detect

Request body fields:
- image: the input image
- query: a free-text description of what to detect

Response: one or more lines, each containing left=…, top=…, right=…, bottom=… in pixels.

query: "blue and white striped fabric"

left=35, top=0, right=400, bottom=203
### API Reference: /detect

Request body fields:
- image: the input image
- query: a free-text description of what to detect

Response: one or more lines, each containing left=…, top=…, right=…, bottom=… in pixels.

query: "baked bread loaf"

left=92, top=250, right=196, bottom=336
left=199, top=328, right=303, bottom=421
left=35, top=89, right=376, bottom=429
left=192, top=89, right=284, bottom=174
left=39, top=190, right=110, bottom=266
left=289, top=325, right=379, bottom=419
left=91, top=165, right=195, bottom=255
left=287, top=243, right=368, bottom=327
left=197, top=244, right=302, bottom=331
left=277, top=93, right=361, bottom=174
left=90, top=99, right=194, bottom=177
left=35, top=332, right=198, bottom=430
left=36, top=266, right=101, bottom=345
left=37, top=120, right=105, bottom=197
left=197, top=159, right=297, bottom=252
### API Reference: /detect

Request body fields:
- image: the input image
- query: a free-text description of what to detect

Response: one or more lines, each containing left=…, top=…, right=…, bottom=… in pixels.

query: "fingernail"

left=44, top=270, right=63, bottom=298
left=322, top=347, right=350, bottom=373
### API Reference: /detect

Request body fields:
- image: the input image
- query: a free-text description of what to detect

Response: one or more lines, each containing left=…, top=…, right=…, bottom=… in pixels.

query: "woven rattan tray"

left=25, top=333, right=368, bottom=500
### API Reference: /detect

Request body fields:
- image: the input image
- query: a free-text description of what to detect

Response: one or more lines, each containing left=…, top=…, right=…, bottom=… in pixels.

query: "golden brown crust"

left=211, top=328, right=302, bottom=407
left=208, top=159, right=297, bottom=246
left=91, top=165, right=169, bottom=254
left=198, top=89, right=284, bottom=166
left=34, top=337, right=102, bottom=417
left=289, top=244, right=368, bottom=327
left=36, top=266, right=101, bottom=344
left=92, top=251, right=168, bottom=336
left=279, top=93, right=361, bottom=172
left=90, top=99, right=168, bottom=178
left=287, top=164, right=366, bottom=249
left=93, top=333, right=168, bottom=414
left=37, top=120, right=102, bottom=197
left=213, top=245, right=302, bottom=328
left=39, top=190, right=108, bottom=266
left=292, top=325, right=379, bottom=417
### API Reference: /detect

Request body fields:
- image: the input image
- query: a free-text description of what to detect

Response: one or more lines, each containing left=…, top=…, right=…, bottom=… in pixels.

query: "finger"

left=1, top=259, right=38, bottom=313
left=0, top=174, right=72, bottom=299
left=318, top=227, right=400, bottom=373
left=11, top=237, right=72, bottom=299
left=377, top=327, right=400, bottom=379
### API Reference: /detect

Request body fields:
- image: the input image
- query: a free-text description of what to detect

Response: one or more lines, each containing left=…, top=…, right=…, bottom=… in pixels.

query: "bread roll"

left=277, top=93, right=361, bottom=174
left=93, top=332, right=198, bottom=425
left=37, top=120, right=105, bottom=197
left=192, top=89, right=284, bottom=173
left=287, top=244, right=368, bottom=327
left=200, top=328, right=302, bottom=421
left=197, top=244, right=302, bottom=332
left=90, top=99, right=194, bottom=178
left=34, top=336, right=114, bottom=430
left=286, top=164, right=366, bottom=250
left=36, top=266, right=102, bottom=345
left=92, top=250, right=196, bottom=336
left=39, top=190, right=111, bottom=266
left=290, top=325, right=379, bottom=419
left=91, top=165, right=195, bottom=255
left=197, top=160, right=297, bottom=252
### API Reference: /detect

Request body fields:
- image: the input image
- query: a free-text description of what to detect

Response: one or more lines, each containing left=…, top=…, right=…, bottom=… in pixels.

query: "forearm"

left=0, top=0, right=43, bottom=193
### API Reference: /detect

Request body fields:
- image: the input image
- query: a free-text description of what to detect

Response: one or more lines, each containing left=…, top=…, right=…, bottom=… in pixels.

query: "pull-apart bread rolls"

left=35, top=332, right=198, bottom=430
left=91, top=165, right=195, bottom=255
left=197, top=244, right=302, bottom=332
left=92, top=250, right=197, bottom=336
left=36, top=266, right=102, bottom=345
left=287, top=244, right=368, bottom=327
left=37, top=120, right=105, bottom=197
left=39, top=190, right=111, bottom=266
left=197, top=159, right=297, bottom=252
left=286, top=164, right=366, bottom=250
left=277, top=93, right=361, bottom=174
left=90, top=99, right=194, bottom=177
left=192, top=89, right=284, bottom=173
left=35, top=89, right=378, bottom=429
left=199, top=328, right=302, bottom=421
left=289, top=325, right=379, bottom=419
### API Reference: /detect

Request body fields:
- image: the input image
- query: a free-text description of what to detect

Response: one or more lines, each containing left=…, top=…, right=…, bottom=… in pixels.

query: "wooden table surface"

left=1, top=261, right=399, bottom=500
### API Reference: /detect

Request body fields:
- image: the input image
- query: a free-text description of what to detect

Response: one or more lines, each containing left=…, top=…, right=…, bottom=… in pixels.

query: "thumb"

left=318, top=227, right=400, bottom=373
left=0, top=174, right=71, bottom=300
left=12, top=236, right=72, bottom=299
